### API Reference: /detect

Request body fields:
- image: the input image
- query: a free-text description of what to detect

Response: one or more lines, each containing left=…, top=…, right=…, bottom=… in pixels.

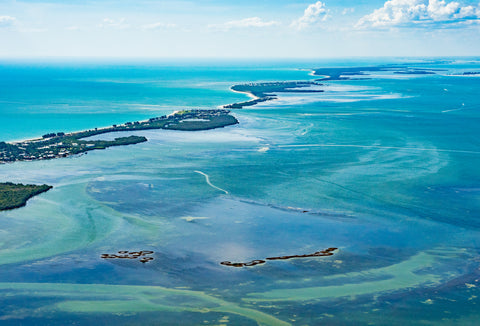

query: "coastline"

left=311, top=65, right=442, bottom=81
left=224, top=81, right=324, bottom=109
left=229, top=88, right=259, bottom=100
left=1, top=59, right=480, bottom=325
left=1, top=109, right=238, bottom=164
left=9, top=110, right=186, bottom=145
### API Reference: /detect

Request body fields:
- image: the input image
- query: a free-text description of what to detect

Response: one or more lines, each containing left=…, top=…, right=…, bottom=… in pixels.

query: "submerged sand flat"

left=1, top=60, right=480, bottom=325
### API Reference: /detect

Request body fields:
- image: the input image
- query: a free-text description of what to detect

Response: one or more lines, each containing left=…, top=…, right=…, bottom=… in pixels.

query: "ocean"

left=0, top=58, right=479, bottom=325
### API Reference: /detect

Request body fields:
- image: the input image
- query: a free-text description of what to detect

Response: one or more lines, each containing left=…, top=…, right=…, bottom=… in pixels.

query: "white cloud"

left=0, top=15, right=16, bottom=27
left=357, top=0, right=480, bottom=28
left=209, top=17, right=279, bottom=30
left=141, top=22, right=177, bottom=30
left=98, top=18, right=130, bottom=29
left=291, top=1, right=330, bottom=30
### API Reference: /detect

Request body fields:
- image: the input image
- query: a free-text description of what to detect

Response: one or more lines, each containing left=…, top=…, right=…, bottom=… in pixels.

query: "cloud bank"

left=98, top=18, right=130, bottom=29
left=209, top=17, right=279, bottom=31
left=357, top=0, right=480, bottom=28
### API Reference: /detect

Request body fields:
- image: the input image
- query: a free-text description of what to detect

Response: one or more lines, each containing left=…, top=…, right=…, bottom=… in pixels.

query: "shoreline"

left=0, top=182, right=53, bottom=211
left=229, top=88, right=260, bottom=100
left=9, top=110, right=184, bottom=145
left=1, top=109, right=238, bottom=164
left=311, top=65, right=442, bottom=81
left=223, top=81, right=323, bottom=109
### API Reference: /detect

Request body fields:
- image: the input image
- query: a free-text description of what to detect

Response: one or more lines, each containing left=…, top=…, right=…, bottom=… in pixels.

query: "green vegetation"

left=0, top=182, right=52, bottom=211
left=0, top=135, right=147, bottom=163
left=230, top=81, right=323, bottom=98
left=224, top=66, right=443, bottom=110
left=313, top=66, right=388, bottom=81
left=166, top=112, right=238, bottom=131
left=223, top=97, right=274, bottom=109
left=312, top=66, right=440, bottom=81
left=224, top=81, right=323, bottom=109
left=0, top=110, right=238, bottom=163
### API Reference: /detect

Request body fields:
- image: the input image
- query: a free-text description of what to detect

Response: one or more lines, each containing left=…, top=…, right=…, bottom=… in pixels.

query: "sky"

left=0, top=0, right=479, bottom=58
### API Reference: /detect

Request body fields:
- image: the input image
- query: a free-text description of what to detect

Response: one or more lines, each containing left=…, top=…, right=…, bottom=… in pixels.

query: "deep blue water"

left=0, top=58, right=480, bottom=325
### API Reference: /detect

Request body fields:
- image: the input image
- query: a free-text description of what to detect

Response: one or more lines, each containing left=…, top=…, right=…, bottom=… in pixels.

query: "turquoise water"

left=0, top=58, right=480, bottom=325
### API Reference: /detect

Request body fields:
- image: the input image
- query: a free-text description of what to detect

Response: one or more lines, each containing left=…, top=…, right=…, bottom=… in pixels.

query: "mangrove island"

left=0, top=182, right=53, bottom=211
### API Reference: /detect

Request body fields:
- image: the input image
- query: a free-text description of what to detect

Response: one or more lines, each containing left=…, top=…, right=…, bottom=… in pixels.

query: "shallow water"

left=1, top=58, right=480, bottom=325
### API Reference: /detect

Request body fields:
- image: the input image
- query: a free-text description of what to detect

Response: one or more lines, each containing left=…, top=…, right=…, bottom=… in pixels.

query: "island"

left=220, top=247, right=338, bottom=268
left=224, top=81, right=323, bottom=109
left=0, top=182, right=52, bottom=211
left=101, top=250, right=155, bottom=263
left=0, top=109, right=238, bottom=163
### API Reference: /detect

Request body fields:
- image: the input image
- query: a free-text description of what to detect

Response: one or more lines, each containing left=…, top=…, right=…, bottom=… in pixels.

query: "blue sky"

left=0, top=0, right=479, bottom=58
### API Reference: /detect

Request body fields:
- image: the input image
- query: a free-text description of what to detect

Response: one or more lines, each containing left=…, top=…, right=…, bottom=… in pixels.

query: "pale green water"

left=0, top=59, right=480, bottom=325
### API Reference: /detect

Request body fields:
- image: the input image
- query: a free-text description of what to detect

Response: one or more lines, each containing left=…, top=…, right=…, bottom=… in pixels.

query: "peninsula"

left=224, top=81, right=323, bottom=109
left=0, top=182, right=52, bottom=211
left=223, top=65, right=444, bottom=110
left=0, top=109, right=238, bottom=163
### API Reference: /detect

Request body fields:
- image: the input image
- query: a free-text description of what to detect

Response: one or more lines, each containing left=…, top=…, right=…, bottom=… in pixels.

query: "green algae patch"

left=0, top=282, right=290, bottom=326
left=0, top=182, right=124, bottom=265
left=244, top=250, right=457, bottom=303
left=57, top=300, right=180, bottom=313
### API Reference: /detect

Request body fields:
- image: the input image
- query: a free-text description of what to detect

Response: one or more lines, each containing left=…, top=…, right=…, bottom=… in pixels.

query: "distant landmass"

left=312, top=65, right=442, bottom=81
left=224, top=66, right=443, bottom=110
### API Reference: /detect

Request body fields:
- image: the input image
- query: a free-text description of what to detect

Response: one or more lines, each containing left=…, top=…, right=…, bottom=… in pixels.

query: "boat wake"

left=194, top=170, right=229, bottom=195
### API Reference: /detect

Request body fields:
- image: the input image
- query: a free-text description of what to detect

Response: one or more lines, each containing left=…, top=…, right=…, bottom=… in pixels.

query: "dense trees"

left=0, top=182, right=53, bottom=211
